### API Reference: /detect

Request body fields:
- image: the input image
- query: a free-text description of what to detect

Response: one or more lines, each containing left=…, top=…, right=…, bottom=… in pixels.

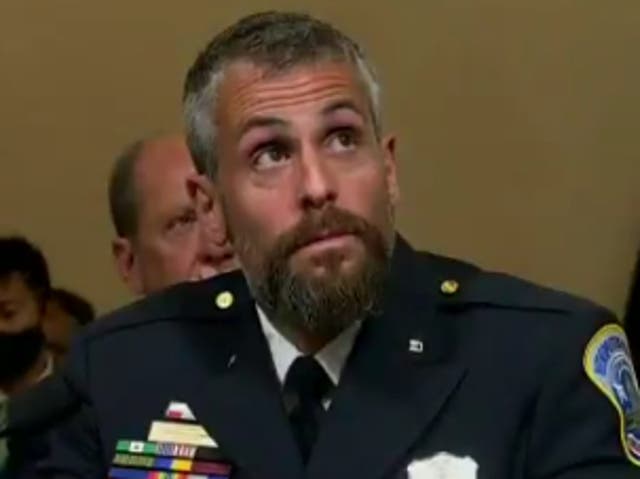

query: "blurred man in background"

left=0, top=288, right=95, bottom=479
left=43, top=288, right=95, bottom=366
left=0, top=237, right=53, bottom=479
left=0, top=237, right=52, bottom=397
left=108, top=134, right=236, bottom=296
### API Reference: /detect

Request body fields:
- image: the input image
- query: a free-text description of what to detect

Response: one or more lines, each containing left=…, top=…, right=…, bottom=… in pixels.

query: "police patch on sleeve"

left=584, top=324, right=640, bottom=465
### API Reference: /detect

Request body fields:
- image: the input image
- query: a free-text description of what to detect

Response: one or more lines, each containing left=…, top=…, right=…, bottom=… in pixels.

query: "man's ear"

left=187, top=173, right=217, bottom=207
left=111, top=237, right=142, bottom=294
left=187, top=173, right=230, bottom=246
left=381, top=134, right=400, bottom=205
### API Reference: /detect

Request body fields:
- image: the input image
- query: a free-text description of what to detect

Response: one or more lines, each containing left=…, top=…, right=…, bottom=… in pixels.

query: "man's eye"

left=252, top=144, right=291, bottom=171
left=327, top=129, right=358, bottom=153
left=168, top=212, right=196, bottom=231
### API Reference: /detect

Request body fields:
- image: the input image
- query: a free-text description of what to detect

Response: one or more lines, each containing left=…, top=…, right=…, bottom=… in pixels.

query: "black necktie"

left=283, top=356, right=332, bottom=464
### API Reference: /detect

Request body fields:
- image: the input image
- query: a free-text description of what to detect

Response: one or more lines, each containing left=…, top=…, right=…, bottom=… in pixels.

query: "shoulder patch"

left=584, top=324, right=640, bottom=466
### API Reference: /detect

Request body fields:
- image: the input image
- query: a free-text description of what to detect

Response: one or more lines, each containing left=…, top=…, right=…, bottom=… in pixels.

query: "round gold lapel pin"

left=215, top=291, right=234, bottom=310
left=440, top=279, right=459, bottom=295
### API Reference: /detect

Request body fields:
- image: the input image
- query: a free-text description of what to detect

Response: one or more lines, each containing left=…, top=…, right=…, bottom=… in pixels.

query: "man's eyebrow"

left=321, top=99, right=365, bottom=119
left=170, top=206, right=196, bottom=218
left=236, top=100, right=363, bottom=139
left=238, top=116, right=288, bottom=139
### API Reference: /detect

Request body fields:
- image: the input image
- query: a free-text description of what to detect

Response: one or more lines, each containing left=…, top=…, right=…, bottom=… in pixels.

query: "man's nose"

left=296, top=146, right=338, bottom=210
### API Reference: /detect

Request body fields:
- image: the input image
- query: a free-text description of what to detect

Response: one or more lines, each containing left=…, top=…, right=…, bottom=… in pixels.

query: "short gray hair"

left=183, top=11, right=382, bottom=179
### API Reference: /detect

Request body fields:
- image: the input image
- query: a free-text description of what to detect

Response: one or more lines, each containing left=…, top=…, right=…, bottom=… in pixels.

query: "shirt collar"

left=37, top=352, right=54, bottom=382
left=256, top=305, right=361, bottom=386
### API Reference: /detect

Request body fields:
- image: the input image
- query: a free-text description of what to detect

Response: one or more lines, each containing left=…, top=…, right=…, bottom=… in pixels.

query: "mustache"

left=273, top=206, right=373, bottom=260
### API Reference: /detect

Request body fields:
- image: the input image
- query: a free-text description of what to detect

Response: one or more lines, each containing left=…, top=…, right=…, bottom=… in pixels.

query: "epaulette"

left=82, top=269, right=252, bottom=339
left=438, top=268, right=612, bottom=317
left=418, top=252, right=481, bottom=287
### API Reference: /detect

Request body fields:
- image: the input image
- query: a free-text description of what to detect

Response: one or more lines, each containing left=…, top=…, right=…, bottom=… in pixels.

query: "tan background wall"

left=0, top=0, right=638, bottom=316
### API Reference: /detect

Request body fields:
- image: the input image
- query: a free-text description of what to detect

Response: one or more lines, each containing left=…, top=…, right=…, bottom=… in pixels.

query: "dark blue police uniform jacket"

left=4, top=431, right=50, bottom=479
left=41, top=236, right=640, bottom=478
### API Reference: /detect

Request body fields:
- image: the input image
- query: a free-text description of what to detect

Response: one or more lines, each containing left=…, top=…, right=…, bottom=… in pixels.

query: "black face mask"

left=0, top=326, right=45, bottom=386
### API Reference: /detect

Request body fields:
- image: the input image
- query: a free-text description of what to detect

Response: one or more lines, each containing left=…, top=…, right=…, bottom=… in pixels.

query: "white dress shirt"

left=256, top=306, right=361, bottom=388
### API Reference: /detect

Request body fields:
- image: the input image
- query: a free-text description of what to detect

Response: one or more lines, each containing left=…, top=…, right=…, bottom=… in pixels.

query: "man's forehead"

left=136, top=137, right=193, bottom=177
left=217, top=60, right=369, bottom=128
left=139, top=135, right=190, bottom=160
left=0, top=273, right=30, bottom=300
left=134, top=138, right=195, bottom=200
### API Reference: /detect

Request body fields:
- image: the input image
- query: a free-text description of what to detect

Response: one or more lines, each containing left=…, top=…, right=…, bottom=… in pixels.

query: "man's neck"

left=0, top=349, right=50, bottom=396
left=266, top=314, right=348, bottom=356
left=289, top=331, right=334, bottom=356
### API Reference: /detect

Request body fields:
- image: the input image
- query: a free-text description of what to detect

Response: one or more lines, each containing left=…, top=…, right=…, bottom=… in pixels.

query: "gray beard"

left=228, top=203, right=395, bottom=342
left=250, top=243, right=390, bottom=342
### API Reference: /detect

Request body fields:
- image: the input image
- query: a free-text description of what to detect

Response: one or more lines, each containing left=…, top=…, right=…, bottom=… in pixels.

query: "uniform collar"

left=256, top=305, right=362, bottom=386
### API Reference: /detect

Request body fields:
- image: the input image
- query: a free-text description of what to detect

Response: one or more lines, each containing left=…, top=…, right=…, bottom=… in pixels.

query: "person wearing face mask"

left=0, top=237, right=52, bottom=397
left=0, top=236, right=53, bottom=479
